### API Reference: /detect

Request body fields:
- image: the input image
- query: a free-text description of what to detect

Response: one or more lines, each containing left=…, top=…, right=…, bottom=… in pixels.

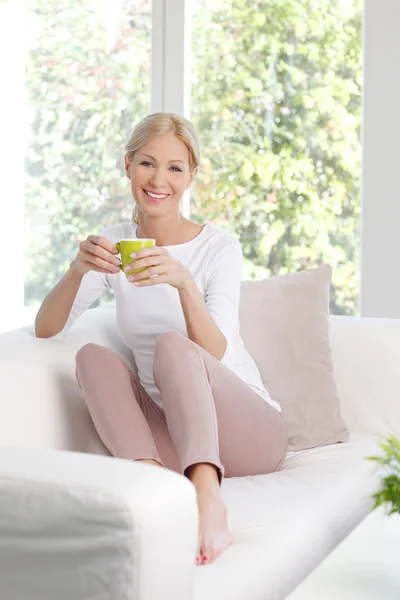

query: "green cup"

left=115, top=238, right=156, bottom=279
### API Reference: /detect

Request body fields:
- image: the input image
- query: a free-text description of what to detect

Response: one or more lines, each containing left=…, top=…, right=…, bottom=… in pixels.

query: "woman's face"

left=125, top=133, right=197, bottom=218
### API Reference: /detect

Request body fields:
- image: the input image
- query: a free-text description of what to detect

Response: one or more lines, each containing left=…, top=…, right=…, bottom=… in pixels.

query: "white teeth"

left=146, top=190, right=168, bottom=199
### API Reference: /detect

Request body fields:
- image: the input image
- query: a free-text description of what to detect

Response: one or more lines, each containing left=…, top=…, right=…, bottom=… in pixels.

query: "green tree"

left=24, top=0, right=150, bottom=304
left=191, top=0, right=361, bottom=315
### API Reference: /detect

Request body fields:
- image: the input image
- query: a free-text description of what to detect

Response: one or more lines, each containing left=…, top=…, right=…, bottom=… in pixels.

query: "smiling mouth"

left=143, top=189, right=170, bottom=202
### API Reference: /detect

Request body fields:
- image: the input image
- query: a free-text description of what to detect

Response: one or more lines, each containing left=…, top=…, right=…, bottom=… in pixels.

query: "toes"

left=201, top=545, right=212, bottom=564
left=201, top=542, right=229, bottom=564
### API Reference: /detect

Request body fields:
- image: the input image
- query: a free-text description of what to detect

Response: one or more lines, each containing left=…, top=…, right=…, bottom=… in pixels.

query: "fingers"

left=79, top=249, right=121, bottom=274
left=87, top=235, right=118, bottom=255
left=124, top=256, right=164, bottom=274
left=129, top=274, right=167, bottom=286
left=78, top=236, right=121, bottom=274
left=84, top=263, right=119, bottom=274
left=85, top=240, right=120, bottom=264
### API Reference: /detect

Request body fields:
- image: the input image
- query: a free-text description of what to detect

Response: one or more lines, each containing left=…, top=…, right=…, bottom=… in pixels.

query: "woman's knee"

left=154, top=331, right=187, bottom=361
left=75, top=344, right=124, bottom=388
left=155, top=331, right=185, bottom=350
left=75, top=343, right=110, bottom=367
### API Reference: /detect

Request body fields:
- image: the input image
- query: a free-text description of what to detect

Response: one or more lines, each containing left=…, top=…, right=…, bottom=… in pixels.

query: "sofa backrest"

left=327, top=313, right=400, bottom=440
left=1, top=302, right=400, bottom=453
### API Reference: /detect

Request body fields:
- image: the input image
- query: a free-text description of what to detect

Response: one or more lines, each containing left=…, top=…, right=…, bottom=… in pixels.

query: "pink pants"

left=75, top=332, right=288, bottom=482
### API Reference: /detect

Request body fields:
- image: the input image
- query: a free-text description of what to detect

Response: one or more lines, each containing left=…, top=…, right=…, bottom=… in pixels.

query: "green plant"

left=366, top=434, right=400, bottom=515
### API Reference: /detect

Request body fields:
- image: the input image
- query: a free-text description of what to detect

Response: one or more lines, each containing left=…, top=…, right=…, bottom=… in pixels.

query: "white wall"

left=361, top=0, right=400, bottom=318
left=0, top=0, right=26, bottom=333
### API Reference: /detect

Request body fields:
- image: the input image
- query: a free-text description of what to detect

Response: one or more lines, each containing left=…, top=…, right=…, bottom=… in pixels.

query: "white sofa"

left=0, top=301, right=399, bottom=600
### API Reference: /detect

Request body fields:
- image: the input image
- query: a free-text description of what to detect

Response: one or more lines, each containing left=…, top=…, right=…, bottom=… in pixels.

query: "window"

left=0, top=0, right=151, bottom=332
left=191, top=0, right=362, bottom=316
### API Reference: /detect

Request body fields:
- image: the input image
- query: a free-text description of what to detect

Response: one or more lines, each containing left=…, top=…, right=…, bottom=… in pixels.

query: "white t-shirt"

left=35, top=221, right=280, bottom=413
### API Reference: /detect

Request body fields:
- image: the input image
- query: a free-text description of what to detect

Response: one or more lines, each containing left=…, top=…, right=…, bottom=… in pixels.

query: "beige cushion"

left=239, top=264, right=349, bottom=451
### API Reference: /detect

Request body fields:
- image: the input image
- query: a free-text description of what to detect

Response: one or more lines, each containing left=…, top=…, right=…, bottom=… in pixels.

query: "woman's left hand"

left=123, top=246, right=192, bottom=290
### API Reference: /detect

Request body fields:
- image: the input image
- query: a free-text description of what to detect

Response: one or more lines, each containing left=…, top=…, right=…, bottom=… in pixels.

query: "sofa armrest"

left=0, top=305, right=134, bottom=453
left=0, top=446, right=198, bottom=600
left=329, top=315, right=400, bottom=438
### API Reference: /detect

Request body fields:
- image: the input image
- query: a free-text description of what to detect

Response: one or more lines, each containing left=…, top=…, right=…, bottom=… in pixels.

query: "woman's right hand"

left=70, top=235, right=121, bottom=275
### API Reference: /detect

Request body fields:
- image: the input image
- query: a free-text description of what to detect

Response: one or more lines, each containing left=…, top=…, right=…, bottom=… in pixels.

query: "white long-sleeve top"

left=35, top=221, right=280, bottom=413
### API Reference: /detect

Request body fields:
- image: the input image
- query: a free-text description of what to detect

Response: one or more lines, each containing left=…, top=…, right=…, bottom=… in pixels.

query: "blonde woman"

left=35, top=112, right=288, bottom=566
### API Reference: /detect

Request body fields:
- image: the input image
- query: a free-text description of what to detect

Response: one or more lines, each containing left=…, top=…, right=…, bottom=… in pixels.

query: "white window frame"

left=151, top=0, right=192, bottom=218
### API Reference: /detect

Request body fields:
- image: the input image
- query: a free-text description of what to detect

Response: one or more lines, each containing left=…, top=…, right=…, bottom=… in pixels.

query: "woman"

left=35, top=112, right=288, bottom=566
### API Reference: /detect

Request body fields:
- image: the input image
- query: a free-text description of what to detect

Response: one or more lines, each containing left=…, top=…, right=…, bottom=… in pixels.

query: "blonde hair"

left=125, top=112, right=201, bottom=224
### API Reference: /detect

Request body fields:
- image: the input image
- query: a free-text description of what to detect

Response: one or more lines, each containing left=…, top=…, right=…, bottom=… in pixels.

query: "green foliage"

left=25, top=0, right=361, bottom=316
left=24, top=0, right=151, bottom=304
left=366, top=434, right=400, bottom=516
left=191, top=0, right=362, bottom=315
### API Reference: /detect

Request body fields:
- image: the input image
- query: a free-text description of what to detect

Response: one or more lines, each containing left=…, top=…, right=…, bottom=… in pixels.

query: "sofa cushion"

left=195, top=433, right=380, bottom=600
left=239, top=264, right=349, bottom=451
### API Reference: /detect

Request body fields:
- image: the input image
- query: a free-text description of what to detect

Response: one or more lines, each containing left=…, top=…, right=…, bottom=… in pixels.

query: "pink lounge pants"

left=75, top=332, right=288, bottom=482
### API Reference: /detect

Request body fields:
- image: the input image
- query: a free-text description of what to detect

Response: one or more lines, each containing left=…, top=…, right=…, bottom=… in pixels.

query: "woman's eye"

left=140, top=161, right=181, bottom=172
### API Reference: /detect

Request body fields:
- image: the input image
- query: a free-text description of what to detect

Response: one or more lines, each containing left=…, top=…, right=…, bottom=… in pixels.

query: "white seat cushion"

left=195, top=434, right=381, bottom=600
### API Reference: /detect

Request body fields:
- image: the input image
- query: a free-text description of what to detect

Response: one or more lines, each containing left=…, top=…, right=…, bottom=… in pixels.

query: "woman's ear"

left=186, top=166, right=199, bottom=189
left=124, top=155, right=132, bottom=179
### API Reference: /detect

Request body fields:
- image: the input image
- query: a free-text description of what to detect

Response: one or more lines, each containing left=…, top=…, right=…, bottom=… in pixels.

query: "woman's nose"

left=150, top=169, right=167, bottom=187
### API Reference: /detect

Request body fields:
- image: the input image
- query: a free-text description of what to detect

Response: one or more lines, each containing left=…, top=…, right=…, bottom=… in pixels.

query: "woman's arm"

left=178, top=238, right=243, bottom=361
left=35, top=266, right=85, bottom=338
left=34, top=231, right=117, bottom=339
left=35, top=265, right=111, bottom=339
left=178, top=279, right=227, bottom=361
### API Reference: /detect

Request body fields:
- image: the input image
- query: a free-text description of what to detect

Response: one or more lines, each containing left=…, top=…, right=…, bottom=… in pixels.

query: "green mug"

left=115, top=238, right=156, bottom=278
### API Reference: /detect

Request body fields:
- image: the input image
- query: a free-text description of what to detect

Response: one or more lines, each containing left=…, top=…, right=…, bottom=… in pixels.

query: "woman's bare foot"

left=186, top=463, right=233, bottom=565
left=195, top=485, right=233, bottom=565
